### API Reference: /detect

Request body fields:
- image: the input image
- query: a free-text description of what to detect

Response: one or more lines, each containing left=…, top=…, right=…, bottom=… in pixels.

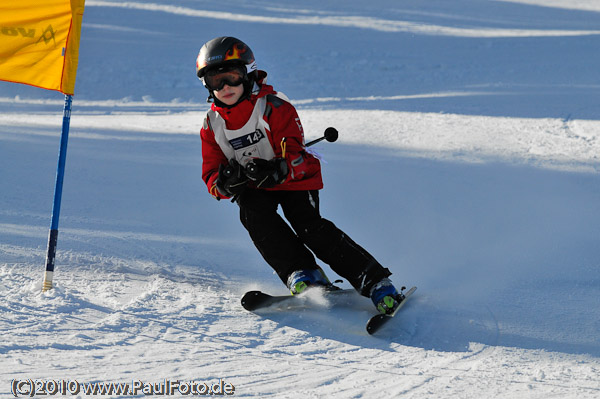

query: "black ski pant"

left=237, top=188, right=391, bottom=296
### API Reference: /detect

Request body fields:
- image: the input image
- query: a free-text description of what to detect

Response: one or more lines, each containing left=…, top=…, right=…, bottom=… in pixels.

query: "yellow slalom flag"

left=0, top=0, right=85, bottom=95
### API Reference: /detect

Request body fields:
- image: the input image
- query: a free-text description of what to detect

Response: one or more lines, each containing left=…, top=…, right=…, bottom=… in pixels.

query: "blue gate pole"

left=42, top=94, right=73, bottom=292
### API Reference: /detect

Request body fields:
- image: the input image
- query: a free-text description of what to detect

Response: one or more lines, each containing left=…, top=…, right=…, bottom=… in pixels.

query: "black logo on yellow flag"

left=37, top=25, right=57, bottom=45
left=0, top=27, right=35, bottom=37
left=1, top=25, right=56, bottom=46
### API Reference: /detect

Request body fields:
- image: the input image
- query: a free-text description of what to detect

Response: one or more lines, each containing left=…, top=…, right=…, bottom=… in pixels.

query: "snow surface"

left=1, top=0, right=600, bottom=397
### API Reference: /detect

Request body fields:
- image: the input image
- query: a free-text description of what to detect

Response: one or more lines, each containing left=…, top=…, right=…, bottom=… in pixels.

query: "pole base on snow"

left=42, top=271, right=54, bottom=292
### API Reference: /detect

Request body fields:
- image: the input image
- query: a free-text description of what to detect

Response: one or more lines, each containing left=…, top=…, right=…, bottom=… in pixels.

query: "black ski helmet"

left=196, top=36, right=257, bottom=80
left=195, top=37, right=258, bottom=105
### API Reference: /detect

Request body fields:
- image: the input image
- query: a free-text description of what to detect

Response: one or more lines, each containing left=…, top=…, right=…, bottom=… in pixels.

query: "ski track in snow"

left=2, top=0, right=600, bottom=398
left=2, top=108, right=599, bottom=172
left=86, top=0, right=600, bottom=38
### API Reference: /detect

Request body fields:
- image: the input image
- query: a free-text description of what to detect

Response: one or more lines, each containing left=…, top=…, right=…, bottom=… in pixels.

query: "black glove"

left=245, top=158, right=288, bottom=188
left=216, top=159, right=249, bottom=197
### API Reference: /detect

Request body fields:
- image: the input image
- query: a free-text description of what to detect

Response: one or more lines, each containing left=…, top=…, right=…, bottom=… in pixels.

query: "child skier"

left=197, top=36, right=404, bottom=314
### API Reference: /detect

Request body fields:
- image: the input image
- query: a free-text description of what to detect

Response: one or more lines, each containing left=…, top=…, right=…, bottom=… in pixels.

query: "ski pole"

left=305, top=127, right=338, bottom=147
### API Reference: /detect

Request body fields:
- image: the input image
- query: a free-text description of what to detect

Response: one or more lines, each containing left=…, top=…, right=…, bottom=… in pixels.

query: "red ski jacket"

left=200, top=72, right=323, bottom=200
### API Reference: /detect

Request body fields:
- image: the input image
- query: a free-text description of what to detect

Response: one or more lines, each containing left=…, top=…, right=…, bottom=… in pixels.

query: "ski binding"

left=366, top=286, right=417, bottom=335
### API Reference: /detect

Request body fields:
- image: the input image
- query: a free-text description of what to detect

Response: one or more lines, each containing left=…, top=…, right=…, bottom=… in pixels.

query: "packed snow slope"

left=1, top=0, right=600, bottom=398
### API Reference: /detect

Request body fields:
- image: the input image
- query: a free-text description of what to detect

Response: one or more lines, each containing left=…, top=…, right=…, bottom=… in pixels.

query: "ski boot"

left=370, top=278, right=406, bottom=314
left=287, top=266, right=333, bottom=295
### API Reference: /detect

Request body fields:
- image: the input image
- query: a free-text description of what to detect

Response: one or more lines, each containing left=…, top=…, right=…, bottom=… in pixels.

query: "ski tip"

left=366, top=314, right=389, bottom=335
left=240, top=290, right=265, bottom=311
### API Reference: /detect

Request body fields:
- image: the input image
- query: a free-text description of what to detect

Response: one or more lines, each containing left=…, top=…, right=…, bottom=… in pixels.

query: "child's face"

left=213, top=84, right=244, bottom=106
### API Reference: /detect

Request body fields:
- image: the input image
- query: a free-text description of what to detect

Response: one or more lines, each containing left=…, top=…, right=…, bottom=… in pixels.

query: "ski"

left=366, top=286, right=417, bottom=335
left=241, top=285, right=417, bottom=335
left=241, top=290, right=293, bottom=311
left=241, top=287, right=353, bottom=311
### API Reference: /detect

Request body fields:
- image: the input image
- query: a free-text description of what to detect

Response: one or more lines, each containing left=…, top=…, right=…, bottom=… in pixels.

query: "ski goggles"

left=204, top=65, right=246, bottom=91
